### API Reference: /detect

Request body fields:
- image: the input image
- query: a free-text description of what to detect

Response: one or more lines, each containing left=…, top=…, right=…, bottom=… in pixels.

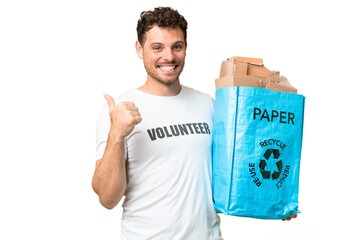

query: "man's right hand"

left=92, top=94, right=139, bottom=209
left=104, top=94, right=142, bottom=139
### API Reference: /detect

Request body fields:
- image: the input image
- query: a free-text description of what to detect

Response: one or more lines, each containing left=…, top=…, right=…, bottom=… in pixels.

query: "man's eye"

left=153, top=46, right=161, bottom=51
left=173, top=45, right=182, bottom=50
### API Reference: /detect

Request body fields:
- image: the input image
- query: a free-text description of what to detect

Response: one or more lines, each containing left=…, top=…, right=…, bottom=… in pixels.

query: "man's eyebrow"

left=149, top=41, right=185, bottom=46
left=150, top=42, right=164, bottom=46
left=173, top=41, right=185, bottom=45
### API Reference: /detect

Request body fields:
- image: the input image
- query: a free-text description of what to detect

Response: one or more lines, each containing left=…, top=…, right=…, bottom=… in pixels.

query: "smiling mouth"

left=158, top=64, right=178, bottom=71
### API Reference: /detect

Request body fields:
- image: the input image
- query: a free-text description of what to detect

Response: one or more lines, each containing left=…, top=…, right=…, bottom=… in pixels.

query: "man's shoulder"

left=113, top=88, right=138, bottom=103
left=182, top=85, right=214, bottom=104
left=98, top=89, right=138, bottom=116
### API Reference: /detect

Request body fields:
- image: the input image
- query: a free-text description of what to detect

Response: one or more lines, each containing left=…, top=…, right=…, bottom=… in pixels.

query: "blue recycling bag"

left=212, top=86, right=305, bottom=219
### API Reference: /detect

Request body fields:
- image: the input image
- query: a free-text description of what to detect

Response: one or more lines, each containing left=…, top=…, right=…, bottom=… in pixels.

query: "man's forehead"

left=144, top=25, right=185, bottom=44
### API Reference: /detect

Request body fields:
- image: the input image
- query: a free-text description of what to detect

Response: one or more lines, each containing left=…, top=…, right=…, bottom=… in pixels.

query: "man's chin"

left=149, top=73, right=180, bottom=86
left=155, top=77, right=179, bottom=86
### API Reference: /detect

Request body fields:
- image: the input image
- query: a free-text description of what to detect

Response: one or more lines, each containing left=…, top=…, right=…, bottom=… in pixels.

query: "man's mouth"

left=158, top=64, right=178, bottom=71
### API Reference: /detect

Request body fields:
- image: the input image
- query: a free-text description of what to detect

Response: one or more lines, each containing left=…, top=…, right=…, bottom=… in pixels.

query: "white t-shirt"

left=96, top=85, right=222, bottom=240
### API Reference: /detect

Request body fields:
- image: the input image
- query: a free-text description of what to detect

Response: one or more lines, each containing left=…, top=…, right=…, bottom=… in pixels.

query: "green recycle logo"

left=259, top=149, right=283, bottom=180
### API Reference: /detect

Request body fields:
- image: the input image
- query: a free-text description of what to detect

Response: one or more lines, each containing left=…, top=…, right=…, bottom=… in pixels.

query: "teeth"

left=159, top=65, right=176, bottom=70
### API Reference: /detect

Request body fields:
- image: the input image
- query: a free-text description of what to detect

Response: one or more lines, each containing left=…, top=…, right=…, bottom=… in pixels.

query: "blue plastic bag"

left=212, top=86, right=305, bottom=219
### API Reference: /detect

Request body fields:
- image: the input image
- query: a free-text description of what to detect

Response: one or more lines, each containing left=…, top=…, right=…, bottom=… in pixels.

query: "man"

left=92, top=7, right=222, bottom=239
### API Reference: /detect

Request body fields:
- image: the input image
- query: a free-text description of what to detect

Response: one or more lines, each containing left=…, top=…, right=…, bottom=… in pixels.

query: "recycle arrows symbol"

left=259, top=149, right=283, bottom=180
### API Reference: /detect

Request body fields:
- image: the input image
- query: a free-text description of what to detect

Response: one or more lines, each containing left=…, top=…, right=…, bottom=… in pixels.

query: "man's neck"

left=138, top=78, right=182, bottom=97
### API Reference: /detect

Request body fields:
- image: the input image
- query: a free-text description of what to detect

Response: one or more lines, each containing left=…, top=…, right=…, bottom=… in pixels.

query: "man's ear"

left=135, top=41, right=143, bottom=59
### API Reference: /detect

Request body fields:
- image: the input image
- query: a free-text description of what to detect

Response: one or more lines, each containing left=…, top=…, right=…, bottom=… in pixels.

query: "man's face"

left=136, top=25, right=187, bottom=86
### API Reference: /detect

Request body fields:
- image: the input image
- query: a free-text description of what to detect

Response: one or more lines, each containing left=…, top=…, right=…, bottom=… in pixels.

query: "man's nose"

left=162, top=48, right=175, bottom=62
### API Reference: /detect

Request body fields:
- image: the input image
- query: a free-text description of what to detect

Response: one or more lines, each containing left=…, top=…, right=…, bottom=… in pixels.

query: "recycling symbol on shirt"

left=259, top=148, right=283, bottom=180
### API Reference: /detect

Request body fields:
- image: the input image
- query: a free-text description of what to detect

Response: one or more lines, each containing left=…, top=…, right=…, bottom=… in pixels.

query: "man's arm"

left=92, top=94, right=142, bottom=209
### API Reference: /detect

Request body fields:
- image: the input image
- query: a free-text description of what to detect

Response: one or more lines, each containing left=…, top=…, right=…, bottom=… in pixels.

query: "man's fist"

left=104, top=94, right=142, bottom=138
left=282, top=213, right=298, bottom=221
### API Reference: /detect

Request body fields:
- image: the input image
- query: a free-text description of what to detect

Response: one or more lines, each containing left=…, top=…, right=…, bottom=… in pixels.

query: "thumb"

left=104, top=94, right=115, bottom=112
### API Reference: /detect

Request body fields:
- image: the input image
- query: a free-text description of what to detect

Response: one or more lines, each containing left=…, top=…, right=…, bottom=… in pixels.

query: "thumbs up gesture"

left=104, top=94, right=142, bottom=139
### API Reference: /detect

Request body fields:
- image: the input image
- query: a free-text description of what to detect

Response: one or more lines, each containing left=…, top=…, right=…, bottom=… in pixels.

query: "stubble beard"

left=144, top=61, right=185, bottom=86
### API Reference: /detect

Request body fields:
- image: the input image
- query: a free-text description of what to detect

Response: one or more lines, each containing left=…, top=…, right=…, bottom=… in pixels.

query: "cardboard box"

left=219, top=57, right=273, bottom=78
left=216, top=56, right=298, bottom=94
left=266, top=75, right=297, bottom=94
left=215, top=75, right=261, bottom=89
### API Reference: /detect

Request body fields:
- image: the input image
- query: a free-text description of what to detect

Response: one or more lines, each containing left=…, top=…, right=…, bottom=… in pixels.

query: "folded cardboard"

left=266, top=76, right=297, bottom=93
left=215, top=75, right=261, bottom=89
left=219, top=56, right=273, bottom=78
left=216, top=56, right=298, bottom=94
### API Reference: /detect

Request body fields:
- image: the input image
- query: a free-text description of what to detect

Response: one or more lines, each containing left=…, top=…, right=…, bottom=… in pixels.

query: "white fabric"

left=96, top=85, right=222, bottom=240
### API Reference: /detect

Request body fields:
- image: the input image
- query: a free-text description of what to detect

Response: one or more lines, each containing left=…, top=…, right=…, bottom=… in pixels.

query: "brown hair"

left=136, top=7, right=188, bottom=46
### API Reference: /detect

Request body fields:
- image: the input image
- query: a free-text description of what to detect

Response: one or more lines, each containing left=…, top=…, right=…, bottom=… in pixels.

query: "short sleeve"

left=96, top=104, right=111, bottom=160
left=95, top=103, right=128, bottom=161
